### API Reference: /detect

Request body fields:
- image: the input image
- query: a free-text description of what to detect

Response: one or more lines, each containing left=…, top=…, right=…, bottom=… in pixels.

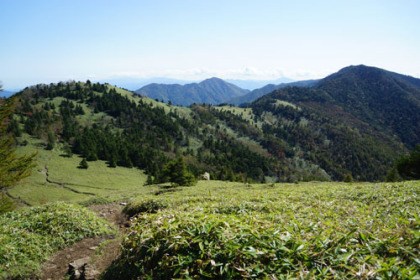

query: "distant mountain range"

left=226, top=79, right=319, bottom=105
left=135, top=77, right=250, bottom=106
left=0, top=90, right=16, bottom=98
left=225, top=77, right=295, bottom=90
left=99, top=77, right=194, bottom=91
left=100, top=77, right=295, bottom=91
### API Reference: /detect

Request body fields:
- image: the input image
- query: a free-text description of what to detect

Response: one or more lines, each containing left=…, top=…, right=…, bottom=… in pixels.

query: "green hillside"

left=6, top=70, right=417, bottom=188
left=316, top=65, right=420, bottom=149
left=10, top=136, right=152, bottom=206
left=9, top=81, right=326, bottom=187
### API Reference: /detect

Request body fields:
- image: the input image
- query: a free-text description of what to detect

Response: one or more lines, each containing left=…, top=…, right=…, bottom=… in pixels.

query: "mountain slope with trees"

left=6, top=65, right=420, bottom=183
left=315, top=65, right=420, bottom=149
left=256, top=65, right=420, bottom=150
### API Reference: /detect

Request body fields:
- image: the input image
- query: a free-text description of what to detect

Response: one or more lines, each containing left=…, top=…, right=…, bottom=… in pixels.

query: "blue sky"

left=1, top=0, right=419, bottom=89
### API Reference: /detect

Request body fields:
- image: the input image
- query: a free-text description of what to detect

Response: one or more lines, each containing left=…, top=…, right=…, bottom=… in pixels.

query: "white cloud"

left=100, top=67, right=324, bottom=81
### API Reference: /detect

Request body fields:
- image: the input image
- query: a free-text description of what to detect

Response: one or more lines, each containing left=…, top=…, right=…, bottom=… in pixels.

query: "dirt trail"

left=43, top=164, right=96, bottom=196
left=39, top=202, right=129, bottom=280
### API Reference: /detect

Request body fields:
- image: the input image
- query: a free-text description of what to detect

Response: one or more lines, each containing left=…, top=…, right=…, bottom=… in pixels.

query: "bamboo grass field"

left=104, top=180, right=420, bottom=279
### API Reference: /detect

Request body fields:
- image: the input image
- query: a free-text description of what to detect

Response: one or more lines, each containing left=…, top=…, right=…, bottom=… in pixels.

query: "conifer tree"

left=1, top=87, right=37, bottom=213
left=0, top=94, right=37, bottom=190
left=146, top=174, right=154, bottom=185
left=79, top=158, right=89, bottom=169
left=396, top=145, right=420, bottom=179
left=163, top=157, right=196, bottom=186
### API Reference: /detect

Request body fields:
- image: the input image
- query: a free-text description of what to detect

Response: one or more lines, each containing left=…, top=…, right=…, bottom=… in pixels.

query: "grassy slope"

left=9, top=87, right=160, bottom=205
left=105, top=180, right=420, bottom=279
left=9, top=135, right=153, bottom=206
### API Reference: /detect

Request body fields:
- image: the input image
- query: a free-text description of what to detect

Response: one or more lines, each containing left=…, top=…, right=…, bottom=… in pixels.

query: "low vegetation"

left=104, top=181, right=420, bottom=279
left=0, top=202, right=115, bottom=279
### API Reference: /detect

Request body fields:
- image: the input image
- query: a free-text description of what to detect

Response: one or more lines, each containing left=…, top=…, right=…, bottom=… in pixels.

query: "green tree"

left=1, top=90, right=37, bottom=213
left=385, top=167, right=402, bottom=182
left=396, top=145, right=420, bottom=180
left=78, top=158, right=89, bottom=169
left=1, top=97, right=36, bottom=189
left=46, top=131, right=55, bottom=150
left=61, top=143, right=73, bottom=157
left=146, top=174, right=154, bottom=185
left=343, top=173, right=354, bottom=183
left=163, top=157, right=196, bottom=186
left=7, top=118, right=21, bottom=137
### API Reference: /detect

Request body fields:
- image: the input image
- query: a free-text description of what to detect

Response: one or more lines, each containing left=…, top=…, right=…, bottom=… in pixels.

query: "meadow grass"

left=104, top=180, right=420, bottom=279
left=9, top=136, right=154, bottom=206
left=216, top=106, right=256, bottom=123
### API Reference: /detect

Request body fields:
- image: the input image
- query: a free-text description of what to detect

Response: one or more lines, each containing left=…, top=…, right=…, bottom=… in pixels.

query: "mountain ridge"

left=258, top=64, right=420, bottom=149
left=135, top=77, right=249, bottom=106
left=227, top=79, right=319, bottom=105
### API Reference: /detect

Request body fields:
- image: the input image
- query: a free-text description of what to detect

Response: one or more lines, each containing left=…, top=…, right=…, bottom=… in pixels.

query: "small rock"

left=69, top=256, right=91, bottom=270
left=84, top=264, right=99, bottom=280
left=105, top=234, right=116, bottom=239
left=120, top=202, right=127, bottom=206
left=73, top=269, right=81, bottom=280
left=68, top=256, right=91, bottom=279
left=89, top=246, right=98, bottom=250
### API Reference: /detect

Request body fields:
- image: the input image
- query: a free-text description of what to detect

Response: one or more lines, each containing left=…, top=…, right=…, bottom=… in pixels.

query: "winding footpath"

left=39, top=203, right=128, bottom=280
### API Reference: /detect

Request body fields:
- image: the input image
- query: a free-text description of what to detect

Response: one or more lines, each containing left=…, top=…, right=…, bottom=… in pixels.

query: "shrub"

left=78, top=158, right=88, bottom=169
left=123, top=198, right=168, bottom=217
left=78, top=196, right=111, bottom=207
left=343, top=173, right=353, bottom=182
left=0, top=193, right=16, bottom=214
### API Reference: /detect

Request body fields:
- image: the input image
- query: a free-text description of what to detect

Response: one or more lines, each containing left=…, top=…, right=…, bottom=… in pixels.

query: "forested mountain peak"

left=257, top=65, right=420, bottom=150
left=199, top=77, right=226, bottom=84
left=318, top=64, right=420, bottom=92
left=197, top=77, right=249, bottom=96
